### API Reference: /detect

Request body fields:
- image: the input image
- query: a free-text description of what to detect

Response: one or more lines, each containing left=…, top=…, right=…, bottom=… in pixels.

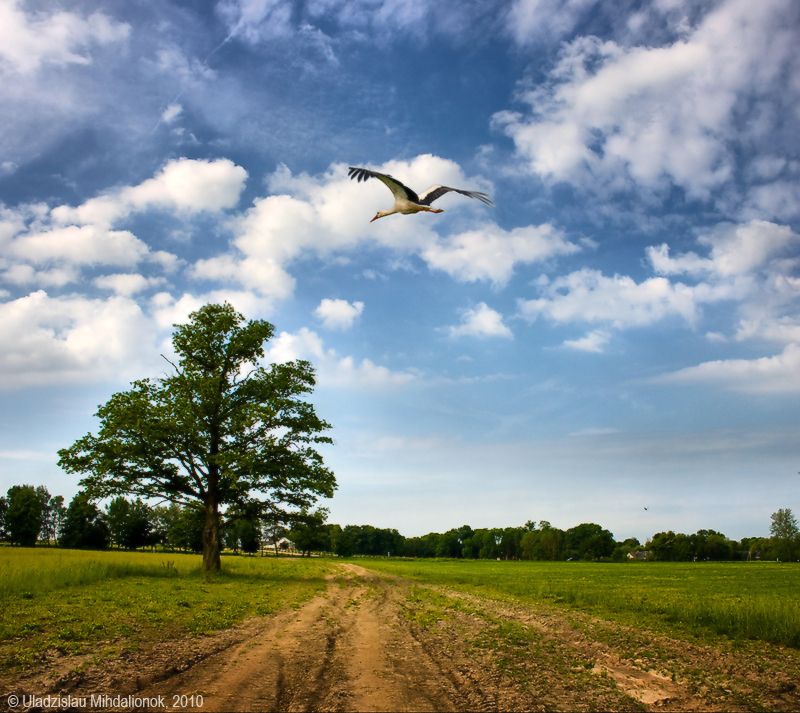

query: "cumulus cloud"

left=266, top=327, right=415, bottom=389
left=0, top=159, right=247, bottom=295
left=518, top=269, right=700, bottom=329
left=10, top=225, right=148, bottom=267
left=0, top=1, right=130, bottom=75
left=447, top=303, right=513, bottom=339
left=314, top=298, right=364, bottom=330
left=0, top=291, right=158, bottom=388
left=647, top=221, right=800, bottom=278
left=493, top=0, right=800, bottom=203
left=51, top=157, right=248, bottom=227
left=94, top=273, right=166, bottom=296
left=655, top=343, right=800, bottom=394
left=562, top=329, right=611, bottom=353
left=422, top=223, right=579, bottom=286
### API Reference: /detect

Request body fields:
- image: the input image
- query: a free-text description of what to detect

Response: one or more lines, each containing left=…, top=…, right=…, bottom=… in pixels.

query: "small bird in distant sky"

left=643, top=507, right=649, bottom=511
left=348, top=166, right=493, bottom=222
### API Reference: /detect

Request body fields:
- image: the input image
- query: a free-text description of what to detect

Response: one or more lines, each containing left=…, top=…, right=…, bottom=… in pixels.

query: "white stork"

left=348, top=166, right=493, bottom=222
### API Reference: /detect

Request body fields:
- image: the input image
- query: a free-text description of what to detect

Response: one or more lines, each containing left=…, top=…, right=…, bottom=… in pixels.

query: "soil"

left=3, top=563, right=799, bottom=712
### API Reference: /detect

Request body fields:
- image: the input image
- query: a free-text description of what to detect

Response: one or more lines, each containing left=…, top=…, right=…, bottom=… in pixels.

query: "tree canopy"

left=58, top=303, right=335, bottom=572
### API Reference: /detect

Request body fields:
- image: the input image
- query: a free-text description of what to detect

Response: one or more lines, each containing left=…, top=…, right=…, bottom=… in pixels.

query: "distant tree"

left=289, top=510, right=330, bottom=556
left=565, top=523, right=614, bottom=560
left=0, top=496, right=8, bottom=541
left=166, top=504, right=205, bottom=553
left=106, top=497, right=153, bottom=550
left=224, top=501, right=262, bottom=554
left=498, top=527, right=523, bottom=560
left=60, top=492, right=109, bottom=549
left=43, top=495, right=66, bottom=544
left=150, top=504, right=178, bottom=548
left=691, top=529, right=733, bottom=561
left=58, top=303, right=335, bottom=573
left=5, top=485, right=45, bottom=546
left=647, top=531, right=692, bottom=561
left=770, top=508, right=799, bottom=561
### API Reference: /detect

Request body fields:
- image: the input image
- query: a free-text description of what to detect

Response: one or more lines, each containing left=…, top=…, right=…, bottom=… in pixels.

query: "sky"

left=1, top=0, right=799, bottom=543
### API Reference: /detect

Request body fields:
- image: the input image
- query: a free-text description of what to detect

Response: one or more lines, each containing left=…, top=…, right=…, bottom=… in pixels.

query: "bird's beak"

left=370, top=214, right=380, bottom=223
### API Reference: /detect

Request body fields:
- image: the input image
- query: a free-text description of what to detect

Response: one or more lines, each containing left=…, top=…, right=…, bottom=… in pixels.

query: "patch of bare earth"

left=2, top=564, right=798, bottom=712
left=420, top=585, right=800, bottom=712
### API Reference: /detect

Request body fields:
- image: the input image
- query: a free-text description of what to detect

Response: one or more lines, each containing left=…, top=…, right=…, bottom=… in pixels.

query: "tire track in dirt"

left=424, top=585, right=800, bottom=712
left=133, top=564, right=463, bottom=712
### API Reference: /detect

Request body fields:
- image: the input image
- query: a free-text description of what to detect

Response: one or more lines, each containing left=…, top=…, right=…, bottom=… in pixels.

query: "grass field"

left=358, top=558, right=800, bottom=648
left=0, top=547, right=333, bottom=672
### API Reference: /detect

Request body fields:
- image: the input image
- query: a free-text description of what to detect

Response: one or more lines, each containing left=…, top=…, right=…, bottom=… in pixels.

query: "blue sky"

left=1, top=0, right=799, bottom=542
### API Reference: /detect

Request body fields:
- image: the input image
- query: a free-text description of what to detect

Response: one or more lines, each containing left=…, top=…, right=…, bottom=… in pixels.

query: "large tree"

left=58, top=303, right=335, bottom=572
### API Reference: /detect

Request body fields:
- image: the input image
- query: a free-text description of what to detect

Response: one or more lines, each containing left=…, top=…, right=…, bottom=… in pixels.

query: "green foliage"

left=334, top=524, right=404, bottom=557
left=58, top=303, right=335, bottom=573
left=288, top=509, right=332, bottom=555
left=60, top=492, right=110, bottom=550
left=771, top=508, right=800, bottom=562
left=5, top=485, right=45, bottom=547
left=0, top=496, right=7, bottom=541
left=165, top=503, right=205, bottom=553
left=106, top=497, right=153, bottom=550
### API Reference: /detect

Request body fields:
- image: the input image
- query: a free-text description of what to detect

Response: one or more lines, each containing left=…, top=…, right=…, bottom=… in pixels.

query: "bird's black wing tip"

left=347, top=166, right=372, bottom=182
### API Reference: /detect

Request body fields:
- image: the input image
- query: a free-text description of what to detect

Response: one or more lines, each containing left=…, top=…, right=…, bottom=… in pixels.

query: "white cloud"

left=493, top=0, right=800, bottom=202
left=161, top=103, right=183, bottom=124
left=266, top=327, right=415, bottom=389
left=94, top=273, right=166, bottom=296
left=314, top=298, right=364, bottom=330
left=656, top=342, right=800, bottom=394
left=52, top=158, right=248, bottom=227
left=9, top=224, right=148, bottom=267
left=447, top=303, right=512, bottom=339
left=505, top=0, right=596, bottom=46
left=1, top=263, right=78, bottom=288
left=217, top=0, right=294, bottom=42
left=0, top=291, right=157, bottom=389
left=518, top=269, right=700, bottom=328
left=0, top=159, right=247, bottom=291
left=0, top=1, right=129, bottom=75
left=649, top=221, right=800, bottom=278
left=422, top=223, right=579, bottom=285
left=562, top=329, right=611, bottom=353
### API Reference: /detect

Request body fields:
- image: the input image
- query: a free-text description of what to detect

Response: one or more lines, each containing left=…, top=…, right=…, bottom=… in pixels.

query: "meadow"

left=0, top=547, right=333, bottom=672
left=358, top=558, right=800, bottom=648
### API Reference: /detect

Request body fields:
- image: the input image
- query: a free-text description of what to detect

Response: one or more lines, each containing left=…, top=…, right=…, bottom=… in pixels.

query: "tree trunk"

left=203, top=499, right=221, bottom=573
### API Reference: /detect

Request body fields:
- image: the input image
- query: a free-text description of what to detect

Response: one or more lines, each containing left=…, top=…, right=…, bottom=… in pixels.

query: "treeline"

left=2, top=484, right=798, bottom=562
left=0, top=485, right=277, bottom=554
left=322, top=520, right=797, bottom=562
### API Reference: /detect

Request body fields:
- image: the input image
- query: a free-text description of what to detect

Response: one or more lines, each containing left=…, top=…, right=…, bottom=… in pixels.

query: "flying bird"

left=348, top=166, right=493, bottom=222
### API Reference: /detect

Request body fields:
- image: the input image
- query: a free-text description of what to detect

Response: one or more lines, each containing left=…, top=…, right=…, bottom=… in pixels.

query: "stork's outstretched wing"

left=348, top=167, right=420, bottom=204
left=418, top=185, right=494, bottom=207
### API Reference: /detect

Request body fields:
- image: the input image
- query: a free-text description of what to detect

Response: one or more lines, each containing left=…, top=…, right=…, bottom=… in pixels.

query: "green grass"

left=0, top=548, right=332, bottom=671
left=358, top=559, right=800, bottom=648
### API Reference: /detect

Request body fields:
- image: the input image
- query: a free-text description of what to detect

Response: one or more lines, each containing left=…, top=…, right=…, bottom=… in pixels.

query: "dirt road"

left=9, top=563, right=800, bottom=712
left=137, top=564, right=462, bottom=712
